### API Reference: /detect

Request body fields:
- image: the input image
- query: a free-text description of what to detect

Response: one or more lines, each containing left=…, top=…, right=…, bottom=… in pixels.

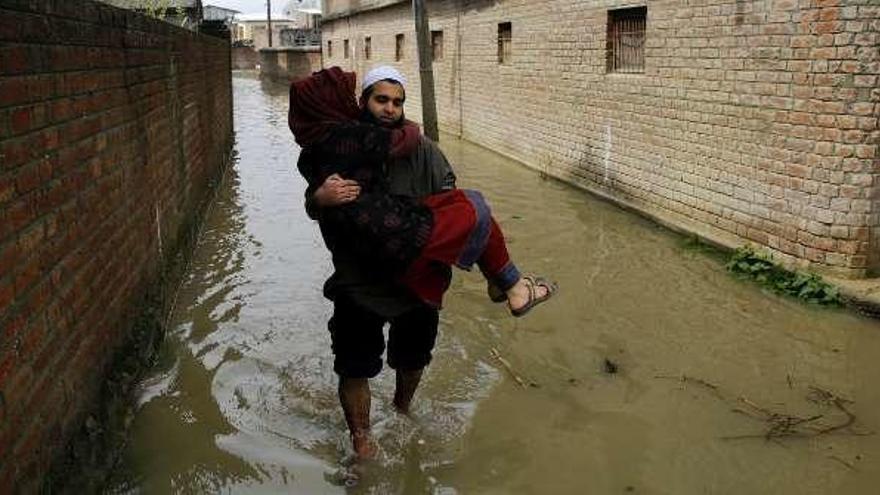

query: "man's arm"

left=304, top=183, right=320, bottom=220
left=305, top=174, right=361, bottom=220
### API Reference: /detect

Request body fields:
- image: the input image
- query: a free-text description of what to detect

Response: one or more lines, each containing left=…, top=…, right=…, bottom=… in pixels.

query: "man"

left=301, top=66, right=456, bottom=459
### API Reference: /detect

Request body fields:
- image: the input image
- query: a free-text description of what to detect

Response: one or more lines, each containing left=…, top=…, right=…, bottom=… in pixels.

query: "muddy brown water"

left=106, top=72, right=880, bottom=494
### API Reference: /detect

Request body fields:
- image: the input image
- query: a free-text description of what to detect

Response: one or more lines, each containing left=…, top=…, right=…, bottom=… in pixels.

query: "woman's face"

left=365, top=81, right=405, bottom=126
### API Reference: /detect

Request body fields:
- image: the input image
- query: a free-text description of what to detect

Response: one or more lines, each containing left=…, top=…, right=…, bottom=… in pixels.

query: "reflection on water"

left=107, top=71, right=880, bottom=494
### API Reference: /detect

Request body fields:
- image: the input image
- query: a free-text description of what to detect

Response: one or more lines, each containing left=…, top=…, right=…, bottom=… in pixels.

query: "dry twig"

left=657, top=374, right=872, bottom=441
left=490, top=348, right=537, bottom=388
left=654, top=374, right=723, bottom=399
left=828, top=455, right=857, bottom=471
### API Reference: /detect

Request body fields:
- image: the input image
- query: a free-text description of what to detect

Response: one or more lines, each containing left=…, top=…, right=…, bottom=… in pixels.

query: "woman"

left=290, top=67, right=556, bottom=316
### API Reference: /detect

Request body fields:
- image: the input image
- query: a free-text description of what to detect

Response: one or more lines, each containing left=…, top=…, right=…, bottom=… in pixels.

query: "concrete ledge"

left=233, top=46, right=259, bottom=69
left=826, top=277, right=880, bottom=318
left=259, top=47, right=323, bottom=82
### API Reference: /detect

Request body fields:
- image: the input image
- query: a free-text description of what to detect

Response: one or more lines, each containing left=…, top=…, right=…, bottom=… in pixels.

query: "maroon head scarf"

left=289, top=66, right=420, bottom=157
left=289, top=66, right=360, bottom=147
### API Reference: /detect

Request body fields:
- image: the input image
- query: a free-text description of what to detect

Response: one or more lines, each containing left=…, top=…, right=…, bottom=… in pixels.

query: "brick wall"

left=321, top=0, right=880, bottom=278
left=0, top=0, right=232, bottom=488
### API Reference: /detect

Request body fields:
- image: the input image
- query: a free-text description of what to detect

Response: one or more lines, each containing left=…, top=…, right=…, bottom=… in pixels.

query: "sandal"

left=510, top=276, right=557, bottom=317
left=487, top=275, right=536, bottom=303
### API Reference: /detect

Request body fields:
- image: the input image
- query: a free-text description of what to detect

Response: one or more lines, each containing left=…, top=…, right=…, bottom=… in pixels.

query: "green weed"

left=726, top=246, right=841, bottom=306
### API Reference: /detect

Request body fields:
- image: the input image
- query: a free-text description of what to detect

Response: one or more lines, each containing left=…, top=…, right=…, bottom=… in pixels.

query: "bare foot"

left=350, top=429, right=377, bottom=460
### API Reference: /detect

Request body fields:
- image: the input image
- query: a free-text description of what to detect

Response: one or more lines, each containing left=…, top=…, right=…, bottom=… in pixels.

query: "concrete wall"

left=233, top=46, right=260, bottom=69
left=322, top=0, right=880, bottom=278
left=0, top=0, right=233, bottom=488
left=259, top=47, right=323, bottom=81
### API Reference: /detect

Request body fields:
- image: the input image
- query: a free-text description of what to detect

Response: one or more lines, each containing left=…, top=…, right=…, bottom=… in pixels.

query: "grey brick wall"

left=321, top=0, right=880, bottom=279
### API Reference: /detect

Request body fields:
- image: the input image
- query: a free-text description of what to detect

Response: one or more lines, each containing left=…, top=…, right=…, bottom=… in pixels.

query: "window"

left=364, top=36, right=372, bottom=59
left=395, top=33, right=405, bottom=61
left=497, top=22, right=512, bottom=64
left=606, top=6, right=647, bottom=73
left=327, top=40, right=333, bottom=58
left=344, top=39, right=350, bottom=59
left=431, top=30, right=444, bottom=61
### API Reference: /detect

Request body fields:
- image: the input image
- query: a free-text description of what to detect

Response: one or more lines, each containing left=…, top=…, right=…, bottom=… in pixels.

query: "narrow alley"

left=107, top=73, right=880, bottom=494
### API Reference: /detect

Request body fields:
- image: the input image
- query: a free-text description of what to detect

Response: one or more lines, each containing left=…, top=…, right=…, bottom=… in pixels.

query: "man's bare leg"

left=338, top=377, right=375, bottom=459
left=393, top=368, right=423, bottom=414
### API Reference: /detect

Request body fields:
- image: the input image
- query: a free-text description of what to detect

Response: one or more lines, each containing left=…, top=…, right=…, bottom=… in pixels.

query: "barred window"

left=431, top=30, right=444, bottom=61
left=344, top=39, right=350, bottom=59
left=497, top=22, right=511, bottom=64
left=327, top=40, right=333, bottom=58
left=365, top=36, right=372, bottom=59
left=395, top=33, right=405, bottom=61
left=607, top=7, right=647, bottom=73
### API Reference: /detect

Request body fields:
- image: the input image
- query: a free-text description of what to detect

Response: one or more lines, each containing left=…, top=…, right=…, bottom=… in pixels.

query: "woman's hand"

left=314, top=173, right=361, bottom=207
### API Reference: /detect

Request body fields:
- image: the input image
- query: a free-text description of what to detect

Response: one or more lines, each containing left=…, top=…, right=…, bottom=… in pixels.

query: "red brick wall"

left=0, top=0, right=232, bottom=488
left=322, top=0, right=880, bottom=278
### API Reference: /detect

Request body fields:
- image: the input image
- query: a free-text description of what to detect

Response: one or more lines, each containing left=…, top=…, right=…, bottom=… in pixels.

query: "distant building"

left=280, top=26, right=321, bottom=48
left=233, top=13, right=302, bottom=50
left=203, top=4, right=239, bottom=27
left=284, top=0, right=322, bottom=29
left=98, top=0, right=203, bottom=30
left=279, top=1, right=322, bottom=47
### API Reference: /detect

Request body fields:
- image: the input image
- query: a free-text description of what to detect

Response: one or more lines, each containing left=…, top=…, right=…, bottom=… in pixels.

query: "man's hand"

left=314, top=173, right=361, bottom=207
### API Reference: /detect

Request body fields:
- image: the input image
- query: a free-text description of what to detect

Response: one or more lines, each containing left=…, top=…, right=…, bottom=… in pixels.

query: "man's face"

left=365, top=81, right=404, bottom=126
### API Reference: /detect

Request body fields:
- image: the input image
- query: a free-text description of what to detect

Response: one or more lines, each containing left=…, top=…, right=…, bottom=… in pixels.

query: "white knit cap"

left=362, top=65, right=407, bottom=91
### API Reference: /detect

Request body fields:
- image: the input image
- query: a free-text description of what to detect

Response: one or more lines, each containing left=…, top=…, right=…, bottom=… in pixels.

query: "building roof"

left=100, top=0, right=201, bottom=9
left=236, top=12, right=296, bottom=22
left=203, top=4, right=240, bottom=13
left=322, top=0, right=406, bottom=21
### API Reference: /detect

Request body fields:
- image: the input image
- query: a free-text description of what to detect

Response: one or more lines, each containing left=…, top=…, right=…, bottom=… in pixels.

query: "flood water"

left=106, top=72, right=880, bottom=494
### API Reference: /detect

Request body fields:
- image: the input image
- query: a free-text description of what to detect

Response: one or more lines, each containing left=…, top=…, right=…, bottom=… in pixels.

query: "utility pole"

left=412, top=0, right=439, bottom=142
left=267, top=0, right=273, bottom=47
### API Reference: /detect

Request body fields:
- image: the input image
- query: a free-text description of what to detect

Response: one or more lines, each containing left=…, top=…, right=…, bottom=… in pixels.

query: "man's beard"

left=359, top=106, right=404, bottom=128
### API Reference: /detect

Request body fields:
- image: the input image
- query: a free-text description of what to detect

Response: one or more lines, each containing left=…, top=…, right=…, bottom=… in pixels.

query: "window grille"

left=344, top=39, right=350, bottom=59
left=607, top=7, right=646, bottom=73
left=498, top=22, right=511, bottom=64
left=365, top=36, right=372, bottom=59
left=395, top=33, right=405, bottom=61
left=431, top=30, right=444, bottom=61
left=327, top=40, right=332, bottom=58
